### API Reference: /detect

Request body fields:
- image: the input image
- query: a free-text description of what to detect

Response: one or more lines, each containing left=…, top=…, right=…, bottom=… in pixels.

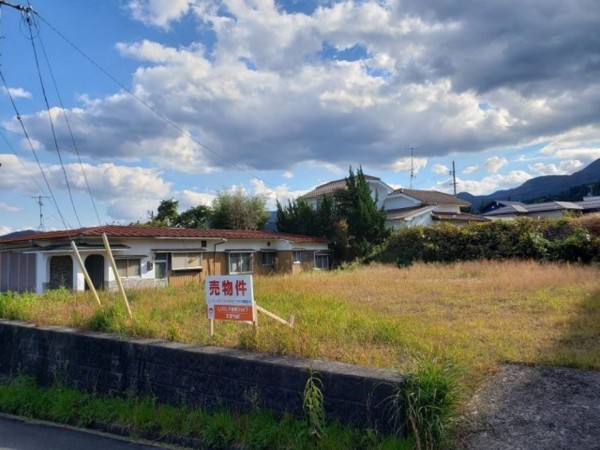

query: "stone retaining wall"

left=0, top=320, right=404, bottom=432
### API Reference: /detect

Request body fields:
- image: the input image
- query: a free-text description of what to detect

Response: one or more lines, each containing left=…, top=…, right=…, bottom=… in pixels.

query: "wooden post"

left=102, top=233, right=132, bottom=318
left=70, top=241, right=101, bottom=306
left=256, top=304, right=294, bottom=328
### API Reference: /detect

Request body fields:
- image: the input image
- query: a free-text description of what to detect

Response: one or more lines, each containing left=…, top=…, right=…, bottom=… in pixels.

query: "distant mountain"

left=0, top=229, right=37, bottom=239
left=458, top=158, right=600, bottom=212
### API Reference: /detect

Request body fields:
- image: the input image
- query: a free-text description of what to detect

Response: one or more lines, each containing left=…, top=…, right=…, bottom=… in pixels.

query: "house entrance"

left=84, top=254, right=105, bottom=290
left=48, top=255, right=73, bottom=290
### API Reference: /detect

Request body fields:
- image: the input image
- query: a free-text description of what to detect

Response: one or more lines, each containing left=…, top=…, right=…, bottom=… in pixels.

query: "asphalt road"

left=0, top=415, right=167, bottom=450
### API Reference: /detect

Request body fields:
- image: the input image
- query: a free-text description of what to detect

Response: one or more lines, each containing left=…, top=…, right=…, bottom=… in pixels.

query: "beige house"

left=0, top=225, right=329, bottom=294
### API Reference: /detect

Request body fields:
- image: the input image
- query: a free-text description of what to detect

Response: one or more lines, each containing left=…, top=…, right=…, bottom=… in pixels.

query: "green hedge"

left=375, top=217, right=600, bottom=266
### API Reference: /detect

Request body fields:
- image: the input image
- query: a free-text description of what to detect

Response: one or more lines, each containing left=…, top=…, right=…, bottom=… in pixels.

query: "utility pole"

left=31, top=195, right=49, bottom=230
left=405, top=146, right=419, bottom=188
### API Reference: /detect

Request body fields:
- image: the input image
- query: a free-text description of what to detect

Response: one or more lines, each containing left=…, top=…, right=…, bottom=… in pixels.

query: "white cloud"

left=393, top=157, right=427, bottom=173
left=431, top=164, right=448, bottom=175
left=0, top=201, right=19, bottom=213
left=462, top=165, right=478, bottom=174
left=126, top=0, right=191, bottom=29
left=454, top=170, right=533, bottom=195
left=484, top=156, right=508, bottom=174
left=0, top=226, right=18, bottom=236
left=250, top=179, right=308, bottom=209
left=178, top=189, right=216, bottom=209
left=282, top=171, right=294, bottom=179
left=529, top=159, right=584, bottom=176
left=2, top=86, right=31, bottom=99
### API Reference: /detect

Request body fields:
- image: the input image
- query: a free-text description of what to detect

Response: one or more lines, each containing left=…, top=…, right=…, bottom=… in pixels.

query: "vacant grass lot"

left=1, top=260, right=598, bottom=389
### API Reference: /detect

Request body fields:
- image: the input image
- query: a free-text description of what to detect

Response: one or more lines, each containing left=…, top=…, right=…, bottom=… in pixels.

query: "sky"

left=0, top=0, right=599, bottom=234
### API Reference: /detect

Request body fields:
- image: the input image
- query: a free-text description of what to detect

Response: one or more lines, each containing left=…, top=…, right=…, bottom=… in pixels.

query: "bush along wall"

left=375, top=217, right=600, bottom=267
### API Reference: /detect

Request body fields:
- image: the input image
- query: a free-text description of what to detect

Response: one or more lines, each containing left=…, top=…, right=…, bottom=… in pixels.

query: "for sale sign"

left=205, top=275, right=255, bottom=322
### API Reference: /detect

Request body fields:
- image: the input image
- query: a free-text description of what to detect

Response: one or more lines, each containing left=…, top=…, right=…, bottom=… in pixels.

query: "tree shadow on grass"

left=460, top=287, right=600, bottom=450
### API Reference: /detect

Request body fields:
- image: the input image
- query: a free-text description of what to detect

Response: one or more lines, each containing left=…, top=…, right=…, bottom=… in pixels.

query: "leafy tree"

left=175, top=205, right=210, bottom=229
left=210, top=188, right=269, bottom=230
left=335, top=166, right=388, bottom=257
left=144, top=199, right=180, bottom=227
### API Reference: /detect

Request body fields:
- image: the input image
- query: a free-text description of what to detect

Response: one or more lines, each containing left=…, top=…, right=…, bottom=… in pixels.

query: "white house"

left=300, top=175, right=484, bottom=229
left=302, top=175, right=393, bottom=209
left=0, top=225, right=330, bottom=294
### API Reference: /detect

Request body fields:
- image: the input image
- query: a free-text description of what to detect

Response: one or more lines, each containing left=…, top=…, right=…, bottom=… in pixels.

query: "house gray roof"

left=575, top=198, right=600, bottom=212
left=301, top=175, right=388, bottom=199
left=388, top=188, right=471, bottom=206
left=483, top=201, right=583, bottom=217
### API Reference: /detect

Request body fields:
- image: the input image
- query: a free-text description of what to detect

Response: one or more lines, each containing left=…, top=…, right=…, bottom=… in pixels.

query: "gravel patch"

left=462, top=364, right=600, bottom=450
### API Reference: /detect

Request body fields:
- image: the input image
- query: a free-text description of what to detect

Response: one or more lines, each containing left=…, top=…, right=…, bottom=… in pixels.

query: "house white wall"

left=32, top=236, right=328, bottom=294
left=383, top=194, right=421, bottom=210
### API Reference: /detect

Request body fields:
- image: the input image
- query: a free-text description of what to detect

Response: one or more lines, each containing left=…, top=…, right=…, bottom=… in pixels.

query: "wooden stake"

left=256, top=304, right=294, bottom=328
left=102, top=233, right=132, bottom=318
left=70, top=241, right=101, bottom=306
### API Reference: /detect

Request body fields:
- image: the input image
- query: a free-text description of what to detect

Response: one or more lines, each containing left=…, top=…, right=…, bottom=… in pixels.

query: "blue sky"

left=1, top=0, right=599, bottom=234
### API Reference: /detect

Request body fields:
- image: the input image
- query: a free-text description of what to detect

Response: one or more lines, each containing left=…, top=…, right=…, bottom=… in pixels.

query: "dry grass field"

left=2, top=260, right=598, bottom=388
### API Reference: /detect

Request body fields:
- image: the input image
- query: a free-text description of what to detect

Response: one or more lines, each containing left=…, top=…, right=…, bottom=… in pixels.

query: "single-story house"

left=0, top=225, right=330, bottom=294
left=482, top=201, right=583, bottom=220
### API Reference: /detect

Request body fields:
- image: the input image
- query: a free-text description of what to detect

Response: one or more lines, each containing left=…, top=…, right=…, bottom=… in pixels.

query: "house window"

left=172, top=253, right=202, bottom=271
left=229, top=252, right=252, bottom=274
left=261, top=252, right=275, bottom=266
left=314, top=253, right=329, bottom=270
left=116, top=259, right=141, bottom=277
left=292, top=251, right=302, bottom=264
left=154, top=253, right=169, bottom=279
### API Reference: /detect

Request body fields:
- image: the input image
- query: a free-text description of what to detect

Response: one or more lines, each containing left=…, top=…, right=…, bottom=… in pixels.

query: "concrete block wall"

left=0, top=320, right=404, bottom=432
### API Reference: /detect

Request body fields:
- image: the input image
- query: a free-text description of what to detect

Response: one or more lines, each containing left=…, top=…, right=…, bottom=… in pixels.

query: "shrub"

left=378, top=217, right=599, bottom=266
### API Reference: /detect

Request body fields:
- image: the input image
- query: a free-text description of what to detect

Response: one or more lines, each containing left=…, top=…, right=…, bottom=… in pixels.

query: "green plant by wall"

left=303, top=369, right=326, bottom=440
left=386, top=357, right=460, bottom=450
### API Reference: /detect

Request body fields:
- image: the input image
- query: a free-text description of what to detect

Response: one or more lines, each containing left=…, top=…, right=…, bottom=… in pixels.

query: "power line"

left=33, top=11, right=278, bottom=189
left=0, top=127, right=46, bottom=194
left=24, top=10, right=82, bottom=227
left=32, top=12, right=101, bottom=225
left=0, top=67, right=68, bottom=228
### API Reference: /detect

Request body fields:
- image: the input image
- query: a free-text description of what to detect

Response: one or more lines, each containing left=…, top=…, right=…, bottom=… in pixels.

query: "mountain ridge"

left=458, top=158, right=600, bottom=211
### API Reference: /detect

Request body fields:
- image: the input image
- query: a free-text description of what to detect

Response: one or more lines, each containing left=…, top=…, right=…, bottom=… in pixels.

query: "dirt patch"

left=461, top=364, right=600, bottom=450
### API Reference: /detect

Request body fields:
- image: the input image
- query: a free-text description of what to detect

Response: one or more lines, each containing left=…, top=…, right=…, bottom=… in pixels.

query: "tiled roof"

left=0, top=225, right=328, bottom=245
left=388, top=188, right=471, bottom=206
left=301, top=175, right=385, bottom=199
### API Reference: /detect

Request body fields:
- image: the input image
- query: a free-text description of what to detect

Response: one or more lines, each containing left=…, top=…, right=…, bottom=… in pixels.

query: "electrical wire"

left=0, top=126, right=47, bottom=194
left=33, top=11, right=278, bottom=189
left=24, top=10, right=82, bottom=227
left=0, top=68, right=68, bottom=228
left=30, top=12, right=102, bottom=225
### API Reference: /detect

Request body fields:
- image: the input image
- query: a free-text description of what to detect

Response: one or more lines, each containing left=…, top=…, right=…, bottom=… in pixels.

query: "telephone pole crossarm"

left=0, top=0, right=33, bottom=13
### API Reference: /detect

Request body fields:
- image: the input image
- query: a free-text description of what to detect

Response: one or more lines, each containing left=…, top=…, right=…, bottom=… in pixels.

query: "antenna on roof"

left=405, top=146, right=419, bottom=188
left=450, top=161, right=457, bottom=196
left=31, top=195, right=49, bottom=231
